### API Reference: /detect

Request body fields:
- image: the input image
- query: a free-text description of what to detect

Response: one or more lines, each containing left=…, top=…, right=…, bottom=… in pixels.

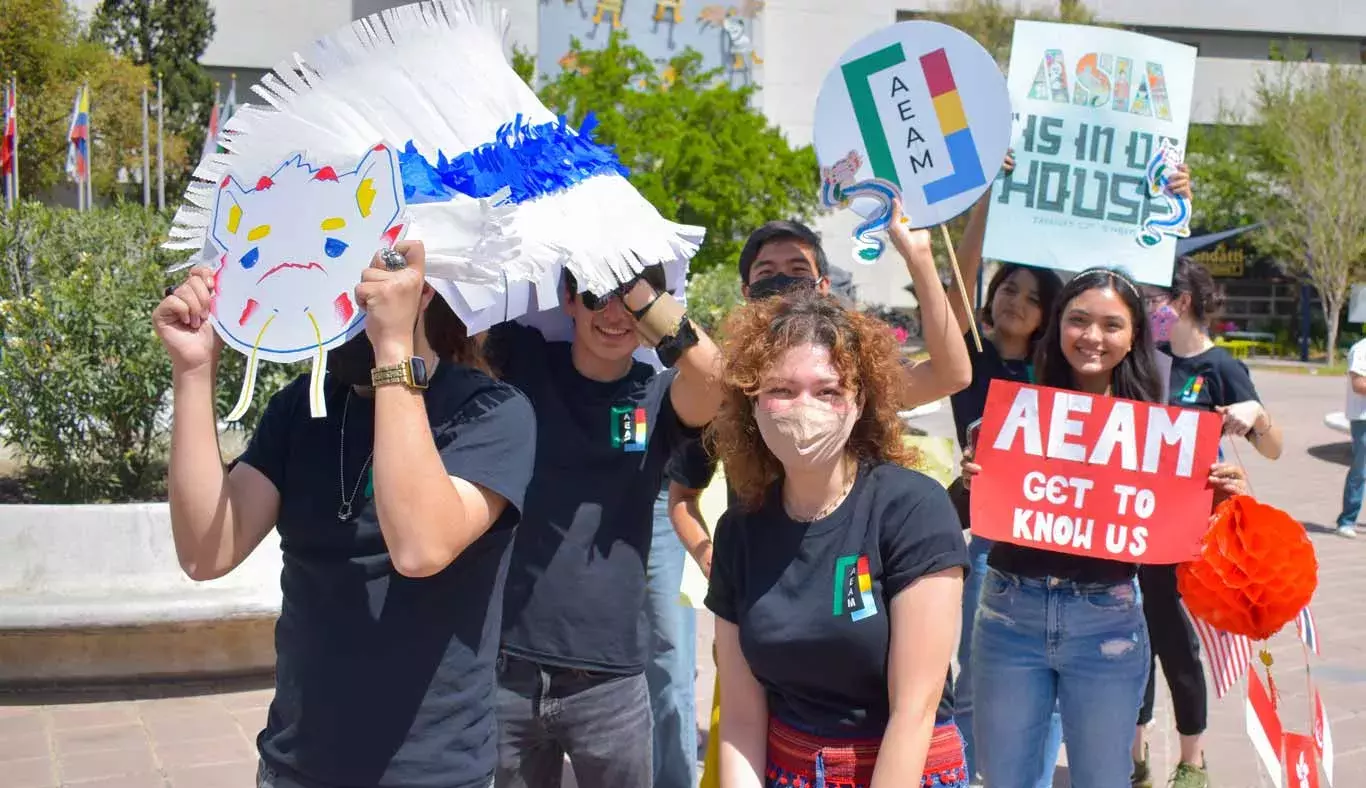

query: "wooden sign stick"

left=939, top=223, right=982, bottom=353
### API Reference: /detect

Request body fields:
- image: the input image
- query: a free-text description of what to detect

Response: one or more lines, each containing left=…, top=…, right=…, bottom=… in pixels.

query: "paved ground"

left=0, top=368, right=1360, bottom=787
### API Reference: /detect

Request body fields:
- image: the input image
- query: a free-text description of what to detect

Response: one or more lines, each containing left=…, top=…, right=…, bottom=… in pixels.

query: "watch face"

left=410, top=356, right=429, bottom=387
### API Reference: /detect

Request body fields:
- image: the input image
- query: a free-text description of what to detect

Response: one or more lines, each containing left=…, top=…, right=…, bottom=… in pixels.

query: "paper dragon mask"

left=165, top=0, right=703, bottom=419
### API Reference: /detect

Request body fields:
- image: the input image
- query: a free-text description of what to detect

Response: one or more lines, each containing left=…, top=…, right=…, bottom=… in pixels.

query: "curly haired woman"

left=704, top=259, right=971, bottom=788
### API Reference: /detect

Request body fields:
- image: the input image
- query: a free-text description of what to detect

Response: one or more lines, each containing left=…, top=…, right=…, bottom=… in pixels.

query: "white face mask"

left=754, top=398, right=860, bottom=470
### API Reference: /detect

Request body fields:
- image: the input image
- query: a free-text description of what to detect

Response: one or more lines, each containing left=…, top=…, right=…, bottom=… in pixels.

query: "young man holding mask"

left=154, top=243, right=536, bottom=788
left=489, top=264, right=723, bottom=788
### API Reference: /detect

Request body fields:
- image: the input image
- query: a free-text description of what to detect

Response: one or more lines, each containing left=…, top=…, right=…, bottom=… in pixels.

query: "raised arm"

left=949, top=152, right=1013, bottom=336
left=889, top=199, right=972, bottom=410
left=620, top=278, right=724, bottom=429
left=361, top=243, right=517, bottom=577
left=155, top=268, right=279, bottom=581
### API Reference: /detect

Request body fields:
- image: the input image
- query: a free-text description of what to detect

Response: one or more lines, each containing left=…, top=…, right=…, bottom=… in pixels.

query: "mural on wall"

left=538, top=0, right=764, bottom=88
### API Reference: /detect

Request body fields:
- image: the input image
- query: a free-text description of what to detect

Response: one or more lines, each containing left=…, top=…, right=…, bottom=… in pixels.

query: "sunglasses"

left=579, top=290, right=621, bottom=312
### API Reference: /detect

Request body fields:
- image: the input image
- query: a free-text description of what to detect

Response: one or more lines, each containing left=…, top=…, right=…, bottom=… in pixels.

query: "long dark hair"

left=1034, top=267, right=1164, bottom=403
left=981, top=263, right=1064, bottom=351
left=1167, top=256, right=1224, bottom=330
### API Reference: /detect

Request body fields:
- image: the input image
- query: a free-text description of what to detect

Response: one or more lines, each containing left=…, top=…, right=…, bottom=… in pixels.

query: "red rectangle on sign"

left=969, top=380, right=1222, bottom=564
left=1283, top=733, right=1320, bottom=788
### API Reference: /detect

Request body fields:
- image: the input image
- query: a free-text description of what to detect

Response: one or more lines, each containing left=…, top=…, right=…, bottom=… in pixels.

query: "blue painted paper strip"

left=397, top=112, right=629, bottom=206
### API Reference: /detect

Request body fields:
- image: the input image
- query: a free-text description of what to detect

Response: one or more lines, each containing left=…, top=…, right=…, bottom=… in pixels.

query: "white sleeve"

left=1352, top=342, right=1366, bottom=377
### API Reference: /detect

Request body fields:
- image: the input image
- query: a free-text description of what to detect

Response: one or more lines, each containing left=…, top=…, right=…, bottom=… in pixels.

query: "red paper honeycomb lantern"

left=1177, top=495, right=1318, bottom=641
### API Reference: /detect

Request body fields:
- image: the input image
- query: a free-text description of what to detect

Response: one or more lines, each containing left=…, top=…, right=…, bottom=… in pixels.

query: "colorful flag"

left=199, top=87, right=221, bottom=162
left=64, top=85, right=90, bottom=182
left=1187, top=603, right=1254, bottom=698
left=1247, top=667, right=1285, bottom=788
left=1296, top=606, right=1320, bottom=656
left=1, top=80, right=15, bottom=183
left=1313, top=687, right=1334, bottom=786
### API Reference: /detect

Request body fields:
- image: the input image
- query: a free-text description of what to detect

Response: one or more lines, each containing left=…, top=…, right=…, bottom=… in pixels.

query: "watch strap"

left=370, top=359, right=427, bottom=390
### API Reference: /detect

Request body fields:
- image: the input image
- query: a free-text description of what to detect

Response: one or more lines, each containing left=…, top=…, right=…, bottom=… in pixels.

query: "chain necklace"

left=786, top=458, right=858, bottom=523
left=337, top=390, right=374, bottom=521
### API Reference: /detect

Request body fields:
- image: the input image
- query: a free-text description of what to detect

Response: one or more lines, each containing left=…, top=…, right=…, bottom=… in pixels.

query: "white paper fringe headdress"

left=164, top=0, right=704, bottom=418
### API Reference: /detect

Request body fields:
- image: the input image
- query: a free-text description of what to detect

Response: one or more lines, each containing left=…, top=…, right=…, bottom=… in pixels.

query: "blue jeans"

left=645, top=489, right=698, bottom=788
left=972, top=569, right=1150, bottom=788
left=955, top=538, right=1062, bottom=786
left=1338, top=420, right=1366, bottom=527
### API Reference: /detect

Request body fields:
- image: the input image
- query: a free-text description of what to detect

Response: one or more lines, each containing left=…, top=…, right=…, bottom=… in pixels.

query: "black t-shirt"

left=239, top=363, right=535, bottom=788
left=950, top=330, right=1032, bottom=450
left=489, top=322, right=694, bottom=673
left=1158, top=342, right=1260, bottom=411
left=665, top=434, right=739, bottom=510
left=705, top=463, right=969, bottom=736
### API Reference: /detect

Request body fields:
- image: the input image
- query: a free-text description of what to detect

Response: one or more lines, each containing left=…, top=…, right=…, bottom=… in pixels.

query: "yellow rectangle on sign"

left=858, top=572, right=872, bottom=593
left=932, top=92, right=969, bottom=136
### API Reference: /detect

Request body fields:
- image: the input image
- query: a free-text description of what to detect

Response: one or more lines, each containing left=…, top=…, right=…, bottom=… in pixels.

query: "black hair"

left=1167, top=256, right=1224, bottom=329
left=424, top=288, right=486, bottom=372
left=980, top=263, right=1064, bottom=350
left=1034, top=267, right=1164, bottom=404
left=737, top=220, right=830, bottom=285
left=562, top=264, right=668, bottom=300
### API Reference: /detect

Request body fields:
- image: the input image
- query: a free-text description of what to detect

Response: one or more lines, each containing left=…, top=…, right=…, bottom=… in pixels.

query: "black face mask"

left=747, top=273, right=816, bottom=300
left=327, top=332, right=376, bottom=388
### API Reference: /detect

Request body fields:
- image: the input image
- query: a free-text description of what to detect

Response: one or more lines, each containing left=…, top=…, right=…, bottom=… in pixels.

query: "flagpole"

left=84, top=82, right=93, bottom=210
left=141, top=82, right=150, bottom=208
left=156, top=73, right=165, bottom=211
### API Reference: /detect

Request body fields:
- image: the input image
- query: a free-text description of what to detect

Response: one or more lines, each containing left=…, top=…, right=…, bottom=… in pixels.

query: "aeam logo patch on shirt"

left=1179, top=374, right=1205, bottom=404
left=833, top=554, right=879, bottom=622
left=610, top=404, right=648, bottom=452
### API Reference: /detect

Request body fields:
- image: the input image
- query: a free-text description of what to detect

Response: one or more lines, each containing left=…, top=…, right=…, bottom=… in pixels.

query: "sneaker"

left=1170, top=762, right=1209, bottom=788
left=1132, top=746, right=1153, bottom=788
left=1338, top=525, right=1358, bottom=539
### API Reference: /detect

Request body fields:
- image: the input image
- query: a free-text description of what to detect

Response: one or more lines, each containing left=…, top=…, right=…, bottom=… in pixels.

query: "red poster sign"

left=1283, top=733, right=1321, bottom=788
left=970, top=380, right=1222, bottom=564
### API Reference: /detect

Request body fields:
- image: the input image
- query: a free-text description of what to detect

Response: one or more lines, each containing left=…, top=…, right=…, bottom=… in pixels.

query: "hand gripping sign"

left=969, top=380, right=1222, bottom=564
left=813, top=21, right=1012, bottom=259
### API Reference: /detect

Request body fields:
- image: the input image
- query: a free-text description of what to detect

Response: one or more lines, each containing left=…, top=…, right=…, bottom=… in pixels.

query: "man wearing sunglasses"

left=485, top=264, right=722, bottom=788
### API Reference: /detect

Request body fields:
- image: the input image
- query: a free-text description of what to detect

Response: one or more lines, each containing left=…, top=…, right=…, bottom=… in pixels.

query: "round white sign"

left=814, top=21, right=1013, bottom=240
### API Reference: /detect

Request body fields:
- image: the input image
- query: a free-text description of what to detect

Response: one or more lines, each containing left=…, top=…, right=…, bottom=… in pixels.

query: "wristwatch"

left=370, top=357, right=429, bottom=390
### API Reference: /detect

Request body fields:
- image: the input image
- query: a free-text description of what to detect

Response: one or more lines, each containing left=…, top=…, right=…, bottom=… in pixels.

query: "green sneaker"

left=1131, top=745, right=1153, bottom=788
left=1169, top=761, right=1209, bottom=788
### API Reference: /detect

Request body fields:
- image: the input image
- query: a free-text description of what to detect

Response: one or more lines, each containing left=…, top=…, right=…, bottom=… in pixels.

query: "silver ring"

left=379, top=248, right=407, bottom=271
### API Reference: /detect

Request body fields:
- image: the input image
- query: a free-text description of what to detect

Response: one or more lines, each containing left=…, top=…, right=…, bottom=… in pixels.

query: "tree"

left=0, top=0, right=175, bottom=199
left=517, top=33, right=820, bottom=273
left=1247, top=62, right=1366, bottom=365
left=89, top=0, right=216, bottom=140
left=919, top=0, right=1101, bottom=65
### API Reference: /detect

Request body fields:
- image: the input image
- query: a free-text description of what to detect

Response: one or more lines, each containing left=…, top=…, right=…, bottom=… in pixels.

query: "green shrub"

left=685, top=264, right=743, bottom=336
left=0, top=203, right=291, bottom=503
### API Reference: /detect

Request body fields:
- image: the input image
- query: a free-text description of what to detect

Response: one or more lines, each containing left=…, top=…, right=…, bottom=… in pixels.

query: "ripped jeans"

left=971, top=569, right=1149, bottom=788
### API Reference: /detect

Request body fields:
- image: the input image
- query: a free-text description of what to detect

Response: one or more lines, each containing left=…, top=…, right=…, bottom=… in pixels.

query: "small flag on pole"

left=1187, top=603, right=1254, bottom=698
left=1247, top=667, right=1285, bottom=788
left=199, top=85, right=221, bottom=163
left=1313, top=686, right=1334, bottom=786
left=1, top=77, right=15, bottom=207
left=65, top=85, right=90, bottom=183
left=1296, top=606, right=1320, bottom=656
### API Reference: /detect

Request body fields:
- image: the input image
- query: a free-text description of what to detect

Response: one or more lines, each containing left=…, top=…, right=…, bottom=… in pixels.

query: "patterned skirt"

left=764, top=717, right=969, bottom=788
